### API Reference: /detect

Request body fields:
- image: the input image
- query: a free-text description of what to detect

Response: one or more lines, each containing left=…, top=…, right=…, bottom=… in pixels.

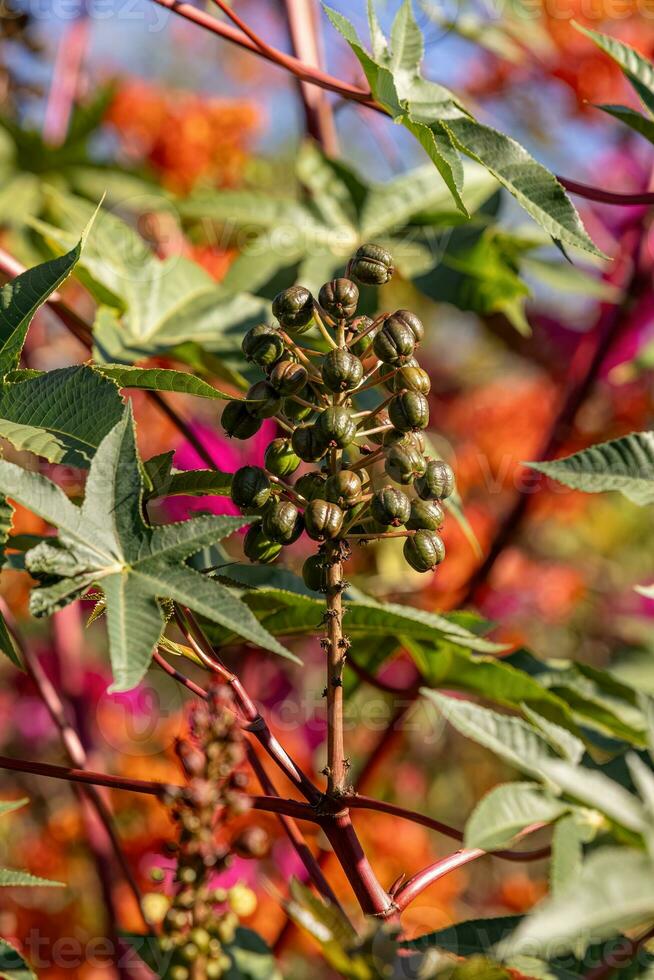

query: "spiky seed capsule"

left=387, top=362, right=431, bottom=395
left=370, top=486, right=411, bottom=527
left=414, top=460, right=456, bottom=500
left=268, top=359, right=308, bottom=395
left=350, top=243, right=394, bottom=285
left=321, top=348, right=364, bottom=393
left=230, top=466, right=271, bottom=511
left=221, top=401, right=262, bottom=440
left=406, top=499, right=445, bottom=531
left=262, top=500, right=304, bottom=544
left=241, top=324, right=285, bottom=368
left=283, top=384, right=315, bottom=422
left=403, top=530, right=445, bottom=572
left=243, top=526, right=281, bottom=564
left=318, top=277, right=359, bottom=319
left=272, top=285, right=314, bottom=333
left=295, top=472, right=327, bottom=501
left=372, top=317, right=416, bottom=365
left=388, top=391, right=430, bottom=432
left=385, top=442, right=427, bottom=485
left=304, top=499, right=344, bottom=541
left=291, top=425, right=328, bottom=463
left=245, top=381, right=282, bottom=420
left=302, top=554, right=327, bottom=592
left=324, top=470, right=362, bottom=508
left=387, top=309, right=424, bottom=345
left=264, top=438, right=301, bottom=477
left=316, top=406, right=357, bottom=449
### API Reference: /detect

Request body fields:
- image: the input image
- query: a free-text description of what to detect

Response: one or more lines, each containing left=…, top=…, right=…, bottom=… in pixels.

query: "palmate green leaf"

left=0, top=366, right=124, bottom=468
left=497, top=847, right=654, bottom=959
left=94, top=365, right=235, bottom=400
left=0, top=408, right=295, bottom=691
left=594, top=104, right=654, bottom=145
left=146, top=468, right=233, bottom=500
left=526, top=433, right=654, bottom=506
left=0, top=938, right=37, bottom=980
left=0, top=240, right=82, bottom=376
left=550, top=812, right=597, bottom=899
left=574, top=23, right=654, bottom=115
left=401, top=915, right=524, bottom=956
left=325, top=2, right=601, bottom=256
left=464, top=781, right=571, bottom=851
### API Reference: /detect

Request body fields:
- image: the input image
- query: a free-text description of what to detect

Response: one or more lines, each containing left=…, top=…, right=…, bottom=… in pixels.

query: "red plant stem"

left=392, top=849, right=484, bottom=911
left=42, top=15, right=89, bottom=146
left=282, top=0, right=339, bottom=154
left=146, top=0, right=654, bottom=207
left=348, top=797, right=551, bottom=862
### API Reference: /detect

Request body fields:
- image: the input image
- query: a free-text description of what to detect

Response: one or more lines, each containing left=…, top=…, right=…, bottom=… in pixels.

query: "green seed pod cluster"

left=224, top=244, right=454, bottom=575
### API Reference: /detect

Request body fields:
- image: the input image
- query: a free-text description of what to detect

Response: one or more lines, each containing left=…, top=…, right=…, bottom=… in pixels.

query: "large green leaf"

left=94, top=365, right=235, bottom=400
left=464, top=782, right=570, bottom=852
left=526, top=433, right=654, bottom=506
left=0, top=497, right=19, bottom=666
left=401, top=915, right=524, bottom=955
left=0, top=408, right=295, bottom=690
left=0, top=366, right=124, bottom=468
left=0, top=938, right=37, bottom=980
left=594, top=104, right=654, bottom=145
left=497, top=848, right=654, bottom=958
left=0, top=240, right=82, bottom=376
left=574, top=24, right=654, bottom=115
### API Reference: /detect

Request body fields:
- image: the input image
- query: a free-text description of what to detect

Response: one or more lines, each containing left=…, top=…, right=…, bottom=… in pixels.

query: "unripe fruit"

left=245, top=381, right=282, bottom=419
left=243, top=526, right=281, bottom=564
left=414, top=459, right=455, bottom=500
left=388, top=392, right=429, bottom=432
left=316, top=406, right=357, bottom=449
left=387, top=309, right=424, bottom=345
left=348, top=315, right=378, bottom=357
left=142, top=892, right=170, bottom=924
left=350, top=243, right=394, bottom=285
left=318, top=278, right=359, bottom=319
left=302, top=554, right=327, bottom=592
left=230, top=466, right=271, bottom=511
left=221, top=401, right=261, bottom=440
left=262, top=500, right=304, bottom=544
left=385, top=442, right=427, bottom=485
left=406, top=499, right=445, bottom=531
left=170, top=968, right=189, bottom=980
left=233, top=826, right=269, bottom=859
left=295, top=472, right=327, bottom=501
left=305, top=499, right=344, bottom=540
left=228, top=883, right=258, bottom=917
left=291, top=425, right=328, bottom=463
left=325, top=470, right=363, bottom=508
left=321, top=348, right=363, bottom=393
left=269, top=359, right=308, bottom=395
left=403, top=530, right=445, bottom=572
left=272, top=285, right=314, bottom=333
left=264, top=438, right=301, bottom=477
left=370, top=486, right=411, bottom=527
left=190, top=929, right=211, bottom=952
left=373, top=317, right=416, bottom=365
left=283, top=384, right=315, bottom=422
left=387, top=362, right=431, bottom=395
left=241, top=323, right=285, bottom=368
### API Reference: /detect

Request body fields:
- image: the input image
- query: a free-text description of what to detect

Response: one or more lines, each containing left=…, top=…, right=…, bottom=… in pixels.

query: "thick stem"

left=282, top=0, right=339, bottom=154
left=324, top=540, right=348, bottom=796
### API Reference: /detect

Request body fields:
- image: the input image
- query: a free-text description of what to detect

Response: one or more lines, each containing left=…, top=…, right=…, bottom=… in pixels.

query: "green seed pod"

left=316, top=406, right=357, bottom=449
left=222, top=400, right=262, bottom=440
left=387, top=362, right=431, bottom=395
left=350, top=243, right=394, bottom=285
left=325, top=469, right=363, bottom=508
left=291, top=425, right=328, bottom=463
left=231, top=466, right=271, bottom=511
left=264, top=438, right=301, bottom=477
left=370, top=486, right=411, bottom=527
left=295, top=471, right=327, bottom=501
left=269, top=359, right=308, bottom=395
left=302, top=554, right=327, bottom=592
left=282, top=384, right=315, bottom=422
left=304, top=499, right=344, bottom=541
left=321, top=348, right=363, bottom=393
left=243, top=525, right=282, bottom=564
left=403, top=529, right=445, bottom=572
left=242, top=323, right=285, bottom=368
left=372, top=317, right=416, bottom=365
left=388, top=392, right=430, bottom=432
left=272, top=285, right=314, bottom=333
left=414, top=459, right=456, bottom=500
left=406, top=499, right=445, bottom=531
left=385, top=442, right=427, bottom=485
left=262, top=500, right=304, bottom=544
left=318, top=278, right=359, bottom=319
left=348, top=315, right=377, bottom=357
left=388, top=309, right=424, bottom=345
left=246, top=381, right=282, bottom=420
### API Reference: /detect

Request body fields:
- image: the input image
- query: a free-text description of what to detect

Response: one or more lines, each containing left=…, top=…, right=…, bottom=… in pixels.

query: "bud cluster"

left=220, top=244, right=456, bottom=583
left=147, top=686, right=261, bottom=980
